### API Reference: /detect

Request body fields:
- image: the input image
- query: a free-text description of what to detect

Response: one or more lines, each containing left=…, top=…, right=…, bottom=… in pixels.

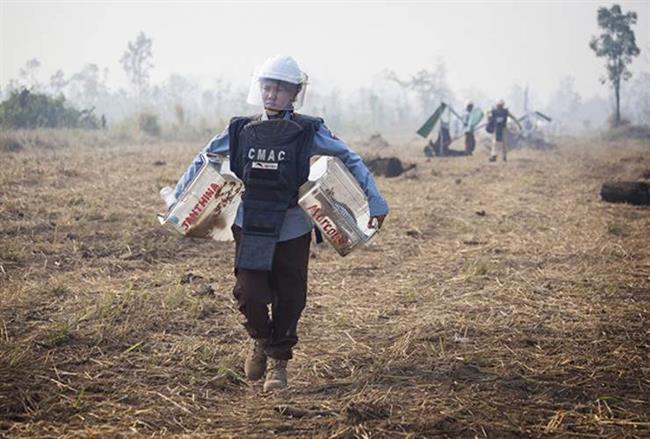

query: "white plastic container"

left=299, top=156, right=377, bottom=256
left=158, top=154, right=242, bottom=241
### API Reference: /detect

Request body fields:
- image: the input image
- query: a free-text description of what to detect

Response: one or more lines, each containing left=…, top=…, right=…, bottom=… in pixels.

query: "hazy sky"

left=2, top=1, right=649, bottom=104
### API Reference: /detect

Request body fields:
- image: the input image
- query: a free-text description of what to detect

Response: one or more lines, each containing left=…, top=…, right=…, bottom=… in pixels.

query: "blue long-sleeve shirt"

left=174, top=112, right=389, bottom=242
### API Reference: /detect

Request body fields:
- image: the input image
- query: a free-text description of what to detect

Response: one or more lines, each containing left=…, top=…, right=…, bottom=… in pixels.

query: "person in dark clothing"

left=424, top=121, right=467, bottom=158
left=431, top=121, right=452, bottom=156
left=488, top=99, right=511, bottom=162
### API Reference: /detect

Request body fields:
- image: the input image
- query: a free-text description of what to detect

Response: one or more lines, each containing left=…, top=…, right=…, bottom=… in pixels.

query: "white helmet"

left=246, top=55, right=309, bottom=110
left=258, top=55, right=304, bottom=85
left=465, top=100, right=474, bottom=108
left=496, top=98, right=505, bottom=106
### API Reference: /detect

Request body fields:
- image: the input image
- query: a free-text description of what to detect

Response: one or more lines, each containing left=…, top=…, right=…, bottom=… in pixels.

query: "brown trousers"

left=231, top=225, right=311, bottom=360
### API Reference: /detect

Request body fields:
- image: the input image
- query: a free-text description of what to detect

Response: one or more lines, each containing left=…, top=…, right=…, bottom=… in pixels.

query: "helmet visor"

left=246, top=70, right=308, bottom=111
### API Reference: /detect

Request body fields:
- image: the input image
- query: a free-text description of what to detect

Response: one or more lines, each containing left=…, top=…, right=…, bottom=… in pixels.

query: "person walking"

left=487, top=99, right=511, bottom=162
left=172, top=55, right=389, bottom=391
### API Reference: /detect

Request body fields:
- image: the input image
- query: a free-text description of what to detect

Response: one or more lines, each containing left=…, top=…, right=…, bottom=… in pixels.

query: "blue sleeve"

left=312, top=124, right=389, bottom=216
left=173, top=127, right=230, bottom=199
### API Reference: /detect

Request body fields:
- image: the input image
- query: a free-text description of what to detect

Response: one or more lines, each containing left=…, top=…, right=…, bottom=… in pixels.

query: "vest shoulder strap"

left=291, top=113, right=324, bottom=130
left=229, top=114, right=261, bottom=132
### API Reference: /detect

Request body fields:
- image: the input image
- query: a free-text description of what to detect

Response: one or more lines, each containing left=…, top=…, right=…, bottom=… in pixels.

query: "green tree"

left=120, top=32, right=154, bottom=103
left=589, top=4, right=641, bottom=126
left=0, top=89, right=99, bottom=129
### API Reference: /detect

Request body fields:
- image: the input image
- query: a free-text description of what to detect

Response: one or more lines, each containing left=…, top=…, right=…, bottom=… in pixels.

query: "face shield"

left=246, top=70, right=309, bottom=111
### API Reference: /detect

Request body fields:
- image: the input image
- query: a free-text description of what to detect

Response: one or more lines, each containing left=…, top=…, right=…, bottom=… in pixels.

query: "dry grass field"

left=1, top=130, right=649, bottom=438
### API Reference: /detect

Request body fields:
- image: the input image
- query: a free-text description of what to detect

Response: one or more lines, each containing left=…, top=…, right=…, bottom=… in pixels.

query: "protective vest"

left=229, top=113, right=322, bottom=271
left=493, top=107, right=509, bottom=141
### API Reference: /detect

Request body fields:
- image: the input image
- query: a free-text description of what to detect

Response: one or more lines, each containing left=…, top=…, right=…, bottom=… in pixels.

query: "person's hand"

left=368, top=215, right=386, bottom=230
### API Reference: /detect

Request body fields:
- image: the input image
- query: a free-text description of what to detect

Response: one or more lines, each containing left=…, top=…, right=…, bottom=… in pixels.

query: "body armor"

left=493, top=107, right=509, bottom=141
left=229, top=113, right=321, bottom=270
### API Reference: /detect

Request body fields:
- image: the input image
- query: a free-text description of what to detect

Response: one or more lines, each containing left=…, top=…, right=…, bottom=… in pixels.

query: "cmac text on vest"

left=247, top=148, right=286, bottom=162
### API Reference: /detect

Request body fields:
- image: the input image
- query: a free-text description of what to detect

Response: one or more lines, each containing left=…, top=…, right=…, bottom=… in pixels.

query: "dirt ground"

left=1, top=133, right=649, bottom=438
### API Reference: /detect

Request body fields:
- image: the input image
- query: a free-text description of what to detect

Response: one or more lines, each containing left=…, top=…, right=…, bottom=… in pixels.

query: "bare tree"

left=68, top=64, right=108, bottom=110
left=546, top=76, right=583, bottom=132
left=623, top=71, right=650, bottom=125
left=19, top=58, right=41, bottom=91
left=120, top=32, right=154, bottom=103
left=384, top=60, right=452, bottom=113
left=49, top=70, right=68, bottom=96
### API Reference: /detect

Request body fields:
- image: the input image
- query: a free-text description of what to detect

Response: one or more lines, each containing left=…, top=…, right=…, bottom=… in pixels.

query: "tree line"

left=1, top=4, right=646, bottom=134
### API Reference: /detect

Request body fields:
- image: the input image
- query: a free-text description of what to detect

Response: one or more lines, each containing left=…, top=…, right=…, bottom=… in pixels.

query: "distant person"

left=424, top=121, right=465, bottom=157
left=435, top=120, right=453, bottom=156
left=462, top=100, right=476, bottom=155
left=171, top=55, right=388, bottom=392
left=486, top=99, right=511, bottom=162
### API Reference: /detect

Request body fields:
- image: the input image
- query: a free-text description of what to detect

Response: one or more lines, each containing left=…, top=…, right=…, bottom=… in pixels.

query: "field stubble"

left=1, top=134, right=649, bottom=438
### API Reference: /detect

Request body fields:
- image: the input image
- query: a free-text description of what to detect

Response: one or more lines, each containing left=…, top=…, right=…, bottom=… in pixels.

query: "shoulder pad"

left=230, top=115, right=260, bottom=125
left=292, top=113, right=324, bottom=127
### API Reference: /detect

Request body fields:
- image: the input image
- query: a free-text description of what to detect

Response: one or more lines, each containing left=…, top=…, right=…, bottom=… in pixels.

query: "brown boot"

left=263, top=358, right=288, bottom=391
left=244, top=338, right=268, bottom=381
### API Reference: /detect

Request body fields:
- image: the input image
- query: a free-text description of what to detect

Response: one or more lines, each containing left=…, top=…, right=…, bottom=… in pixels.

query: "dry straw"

left=1, top=133, right=649, bottom=437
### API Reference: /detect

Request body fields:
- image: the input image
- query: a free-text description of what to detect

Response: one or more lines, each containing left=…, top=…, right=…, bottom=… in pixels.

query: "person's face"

left=260, top=79, right=299, bottom=111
